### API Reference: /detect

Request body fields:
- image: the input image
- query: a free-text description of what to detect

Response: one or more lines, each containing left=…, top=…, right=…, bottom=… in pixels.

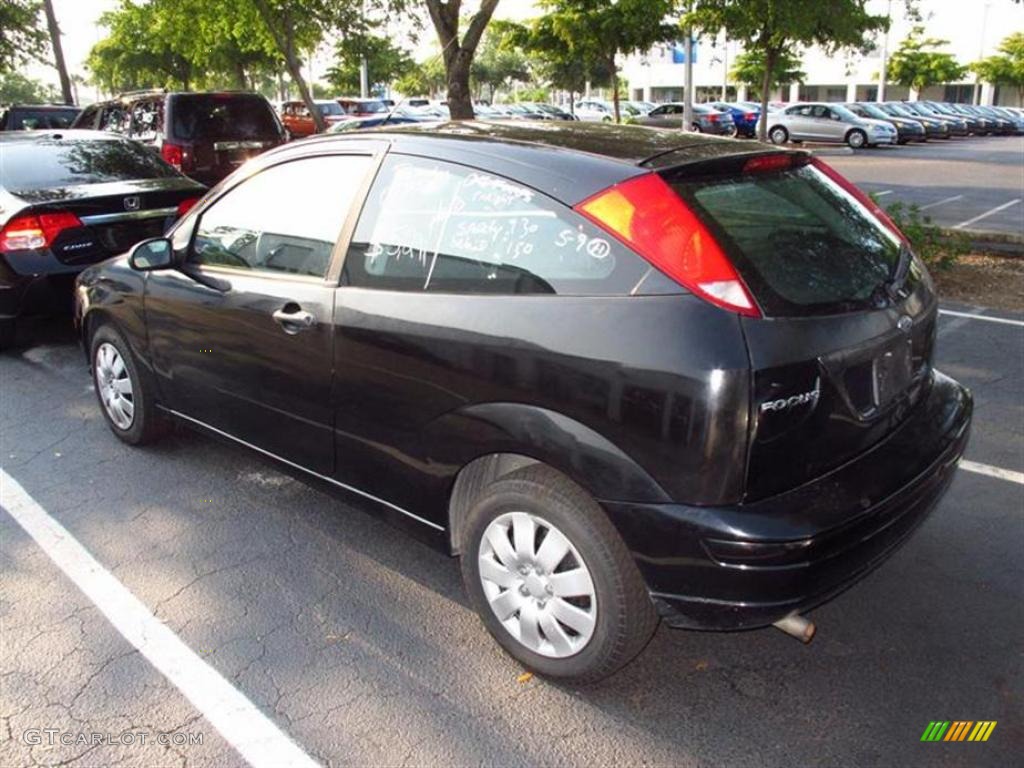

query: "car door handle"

left=272, top=306, right=316, bottom=333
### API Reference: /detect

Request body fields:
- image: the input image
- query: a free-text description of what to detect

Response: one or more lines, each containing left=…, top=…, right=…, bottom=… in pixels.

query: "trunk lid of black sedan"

left=0, top=132, right=205, bottom=272
left=650, top=152, right=938, bottom=501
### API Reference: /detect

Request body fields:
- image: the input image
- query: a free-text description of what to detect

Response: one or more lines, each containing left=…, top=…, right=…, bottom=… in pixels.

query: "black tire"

left=89, top=323, right=167, bottom=445
left=0, top=319, right=15, bottom=351
left=846, top=129, right=867, bottom=149
left=691, top=122, right=702, bottom=133
left=461, top=465, right=658, bottom=682
left=768, top=125, right=788, bottom=144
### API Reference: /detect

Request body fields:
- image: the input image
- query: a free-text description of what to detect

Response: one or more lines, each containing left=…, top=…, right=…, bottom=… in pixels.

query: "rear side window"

left=169, top=95, right=281, bottom=142
left=344, top=156, right=659, bottom=295
left=666, top=164, right=902, bottom=316
left=0, top=137, right=179, bottom=191
left=189, top=155, right=372, bottom=278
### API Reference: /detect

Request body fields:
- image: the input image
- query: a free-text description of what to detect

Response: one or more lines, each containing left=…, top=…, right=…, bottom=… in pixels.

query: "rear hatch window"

left=664, top=162, right=902, bottom=317
left=5, top=108, right=80, bottom=130
left=169, top=94, right=281, bottom=142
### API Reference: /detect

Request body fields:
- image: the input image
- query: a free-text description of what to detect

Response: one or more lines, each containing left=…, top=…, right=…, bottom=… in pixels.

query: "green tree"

left=424, top=0, right=501, bottom=119
left=0, top=0, right=47, bottom=73
left=729, top=48, right=805, bottom=94
left=0, top=71, right=58, bottom=103
left=394, top=55, right=447, bottom=98
left=519, top=0, right=677, bottom=123
left=471, top=29, right=529, bottom=101
left=887, top=26, right=967, bottom=94
left=971, top=32, right=1024, bottom=103
left=685, top=0, right=889, bottom=139
left=327, top=33, right=414, bottom=95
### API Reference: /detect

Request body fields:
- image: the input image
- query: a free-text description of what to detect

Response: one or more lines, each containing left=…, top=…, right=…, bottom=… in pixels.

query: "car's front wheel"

left=90, top=324, right=166, bottom=445
left=461, top=465, right=658, bottom=682
left=847, top=129, right=867, bottom=148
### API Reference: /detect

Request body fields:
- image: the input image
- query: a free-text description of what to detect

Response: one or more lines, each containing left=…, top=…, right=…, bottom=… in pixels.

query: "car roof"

left=4, top=103, right=79, bottom=110
left=289, top=120, right=772, bottom=204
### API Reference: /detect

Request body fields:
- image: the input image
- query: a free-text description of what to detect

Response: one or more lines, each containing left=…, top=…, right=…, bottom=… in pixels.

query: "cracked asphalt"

left=1, top=305, right=1021, bottom=768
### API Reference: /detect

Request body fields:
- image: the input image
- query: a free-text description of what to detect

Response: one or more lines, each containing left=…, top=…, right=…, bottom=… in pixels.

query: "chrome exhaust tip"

left=773, top=614, right=816, bottom=643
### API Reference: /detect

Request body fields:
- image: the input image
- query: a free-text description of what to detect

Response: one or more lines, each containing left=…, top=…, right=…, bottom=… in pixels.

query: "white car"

left=574, top=99, right=615, bottom=122
left=764, top=102, right=898, bottom=148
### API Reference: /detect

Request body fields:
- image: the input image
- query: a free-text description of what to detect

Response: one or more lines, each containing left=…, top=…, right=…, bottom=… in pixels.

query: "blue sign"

left=671, top=39, right=698, bottom=64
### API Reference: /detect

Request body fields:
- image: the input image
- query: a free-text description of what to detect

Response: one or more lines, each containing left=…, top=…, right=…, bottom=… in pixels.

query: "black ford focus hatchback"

left=75, top=122, right=971, bottom=681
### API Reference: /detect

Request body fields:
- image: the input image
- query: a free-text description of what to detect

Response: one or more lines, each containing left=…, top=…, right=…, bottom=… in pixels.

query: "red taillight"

left=743, top=153, right=801, bottom=174
left=707, top=113, right=719, bottom=122
left=0, top=211, right=83, bottom=252
left=744, top=112, right=756, bottom=121
left=809, top=157, right=906, bottom=243
left=161, top=142, right=192, bottom=172
left=176, top=197, right=200, bottom=218
left=575, top=173, right=760, bottom=317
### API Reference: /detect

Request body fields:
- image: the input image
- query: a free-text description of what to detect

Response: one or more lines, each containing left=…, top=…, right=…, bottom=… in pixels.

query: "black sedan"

left=0, top=131, right=204, bottom=347
left=847, top=102, right=926, bottom=143
left=75, top=122, right=970, bottom=681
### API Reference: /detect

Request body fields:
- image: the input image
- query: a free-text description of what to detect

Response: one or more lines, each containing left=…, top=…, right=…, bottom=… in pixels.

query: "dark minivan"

left=75, top=122, right=971, bottom=681
left=72, top=90, right=286, bottom=186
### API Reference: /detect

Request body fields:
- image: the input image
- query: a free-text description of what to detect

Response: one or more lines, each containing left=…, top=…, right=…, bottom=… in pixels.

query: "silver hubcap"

left=850, top=132, right=864, bottom=147
left=478, top=512, right=597, bottom=658
left=95, top=342, right=134, bottom=430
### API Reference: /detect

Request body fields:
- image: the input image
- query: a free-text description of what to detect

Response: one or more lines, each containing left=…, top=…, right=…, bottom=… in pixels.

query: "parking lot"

left=823, top=136, right=1024, bottom=236
left=1, top=301, right=1021, bottom=768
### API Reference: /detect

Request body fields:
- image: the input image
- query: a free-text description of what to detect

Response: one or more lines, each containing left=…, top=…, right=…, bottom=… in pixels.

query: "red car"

left=280, top=100, right=347, bottom=138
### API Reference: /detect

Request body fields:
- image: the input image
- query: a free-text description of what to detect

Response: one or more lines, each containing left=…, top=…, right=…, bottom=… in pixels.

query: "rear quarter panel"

left=330, top=290, right=752, bottom=527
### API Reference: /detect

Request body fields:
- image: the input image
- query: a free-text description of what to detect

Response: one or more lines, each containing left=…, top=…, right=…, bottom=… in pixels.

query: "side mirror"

left=129, top=237, right=174, bottom=271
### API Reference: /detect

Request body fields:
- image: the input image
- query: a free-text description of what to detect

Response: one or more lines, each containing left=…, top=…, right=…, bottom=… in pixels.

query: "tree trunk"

left=446, top=49, right=474, bottom=119
left=252, top=0, right=324, bottom=132
left=758, top=48, right=776, bottom=142
left=42, top=0, right=73, bottom=105
left=426, top=0, right=500, bottom=122
left=234, top=61, right=248, bottom=91
left=610, top=59, right=620, bottom=123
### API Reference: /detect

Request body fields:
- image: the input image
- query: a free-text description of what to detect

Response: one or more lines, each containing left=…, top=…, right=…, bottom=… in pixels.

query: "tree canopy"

left=971, top=32, right=1024, bottom=102
left=0, top=0, right=47, bottom=73
left=326, top=33, right=415, bottom=95
left=729, top=48, right=804, bottom=91
left=685, top=0, right=888, bottom=138
left=518, top=0, right=677, bottom=122
left=887, top=26, right=967, bottom=93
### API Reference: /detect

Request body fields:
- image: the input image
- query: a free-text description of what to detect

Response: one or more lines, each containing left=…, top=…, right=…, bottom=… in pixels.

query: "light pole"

left=877, top=0, right=892, bottom=102
left=974, top=2, right=991, bottom=105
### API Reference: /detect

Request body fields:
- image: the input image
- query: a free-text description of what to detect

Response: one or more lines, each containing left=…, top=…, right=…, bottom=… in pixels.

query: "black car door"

left=145, top=149, right=380, bottom=474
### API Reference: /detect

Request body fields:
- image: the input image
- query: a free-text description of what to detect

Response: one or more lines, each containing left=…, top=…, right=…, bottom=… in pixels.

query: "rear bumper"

left=601, top=370, right=972, bottom=631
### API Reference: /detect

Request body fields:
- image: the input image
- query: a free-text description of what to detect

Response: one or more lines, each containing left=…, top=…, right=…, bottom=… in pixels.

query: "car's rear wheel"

left=90, top=324, right=166, bottom=445
left=461, top=465, right=658, bottom=682
left=690, top=122, right=702, bottom=133
left=768, top=126, right=788, bottom=144
left=846, top=129, right=867, bottom=148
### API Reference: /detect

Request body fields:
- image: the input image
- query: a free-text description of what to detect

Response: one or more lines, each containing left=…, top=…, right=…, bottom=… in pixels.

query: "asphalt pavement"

left=1, top=306, right=1022, bottom=768
left=822, top=135, right=1024, bottom=236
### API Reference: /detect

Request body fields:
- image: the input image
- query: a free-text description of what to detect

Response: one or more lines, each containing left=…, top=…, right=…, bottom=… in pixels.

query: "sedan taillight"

left=0, top=211, right=83, bottom=253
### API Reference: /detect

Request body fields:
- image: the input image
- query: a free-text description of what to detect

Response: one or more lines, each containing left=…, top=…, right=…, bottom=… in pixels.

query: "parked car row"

left=764, top=100, right=1024, bottom=148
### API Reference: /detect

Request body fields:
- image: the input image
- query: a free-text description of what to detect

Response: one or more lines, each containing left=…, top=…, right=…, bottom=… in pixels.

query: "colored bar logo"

left=921, top=721, right=997, bottom=742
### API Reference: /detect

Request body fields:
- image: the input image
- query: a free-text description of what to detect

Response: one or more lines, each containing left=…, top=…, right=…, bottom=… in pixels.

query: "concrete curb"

left=944, top=228, right=1024, bottom=257
left=807, top=146, right=855, bottom=157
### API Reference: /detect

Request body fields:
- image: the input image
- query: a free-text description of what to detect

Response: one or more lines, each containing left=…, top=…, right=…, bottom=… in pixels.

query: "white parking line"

left=919, top=194, right=963, bottom=211
left=959, top=460, right=1024, bottom=485
left=939, top=309, right=1024, bottom=328
left=874, top=190, right=893, bottom=196
left=0, top=469, right=319, bottom=768
left=952, top=198, right=1021, bottom=229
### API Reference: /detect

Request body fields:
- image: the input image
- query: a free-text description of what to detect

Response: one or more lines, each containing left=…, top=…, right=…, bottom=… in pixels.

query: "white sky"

left=20, top=0, right=1024, bottom=97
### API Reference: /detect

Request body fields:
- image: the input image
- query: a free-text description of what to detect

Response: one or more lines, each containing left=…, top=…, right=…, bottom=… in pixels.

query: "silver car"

left=764, top=102, right=897, bottom=148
